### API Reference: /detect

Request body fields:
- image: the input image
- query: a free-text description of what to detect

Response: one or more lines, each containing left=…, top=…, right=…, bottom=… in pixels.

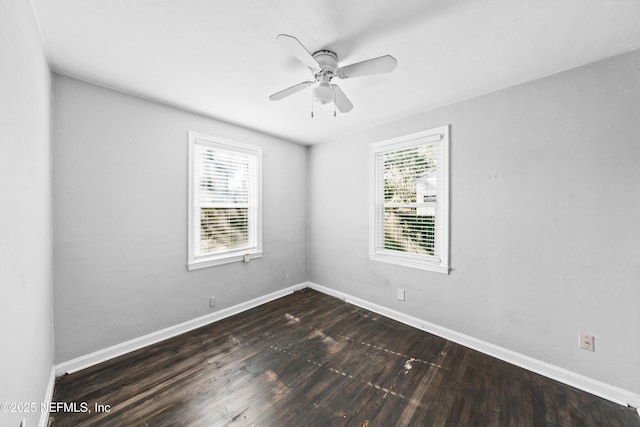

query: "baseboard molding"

left=308, top=282, right=640, bottom=409
left=38, top=365, right=56, bottom=427
left=55, top=282, right=308, bottom=376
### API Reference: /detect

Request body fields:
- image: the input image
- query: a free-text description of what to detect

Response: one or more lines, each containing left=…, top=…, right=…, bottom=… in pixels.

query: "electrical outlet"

left=209, top=296, right=216, bottom=308
left=579, top=333, right=595, bottom=351
left=397, top=288, right=405, bottom=301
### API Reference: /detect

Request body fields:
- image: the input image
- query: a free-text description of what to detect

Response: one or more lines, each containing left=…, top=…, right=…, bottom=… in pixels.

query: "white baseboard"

left=38, top=365, right=56, bottom=427
left=307, top=282, right=640, bottom=409
left=55, top=282, right=308, bottom=376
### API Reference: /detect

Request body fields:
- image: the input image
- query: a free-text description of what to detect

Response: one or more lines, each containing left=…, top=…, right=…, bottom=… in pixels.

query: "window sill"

left=188, top=251, right=263, bottom=271
left=369, top=253, right=449, bottom=274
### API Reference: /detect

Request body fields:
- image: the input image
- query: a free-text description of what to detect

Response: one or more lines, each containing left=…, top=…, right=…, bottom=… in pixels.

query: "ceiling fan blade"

left=336, top=55, right=397, bottom=79
left=332, top=85, right=353, bottom=113
left=276, top=34, right=319, bottom=69
left=269, top=81, right=313, bottom=101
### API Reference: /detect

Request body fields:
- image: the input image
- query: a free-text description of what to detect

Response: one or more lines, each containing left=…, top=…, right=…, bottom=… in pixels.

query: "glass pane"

left=198, top=148, right=252, bottom=204
left=200, top=207, right=249, bottom=254
left=384, top=206, right=435, bottom=256
left=382, top=145, right=438, bottom=203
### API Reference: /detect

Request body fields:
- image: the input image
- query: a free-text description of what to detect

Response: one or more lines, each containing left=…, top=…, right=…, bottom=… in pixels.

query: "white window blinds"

left=370, top=126, right=449, bottom=273
left=188, top=133, right=262, bottom=270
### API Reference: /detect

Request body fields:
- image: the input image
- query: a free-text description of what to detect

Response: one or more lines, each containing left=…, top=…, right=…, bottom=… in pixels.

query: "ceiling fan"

left=269, top=34, right=397, bottom=116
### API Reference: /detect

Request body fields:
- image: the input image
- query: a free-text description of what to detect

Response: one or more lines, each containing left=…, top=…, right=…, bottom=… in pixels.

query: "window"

left=370, top=125, right=450, bottom=273
left=188, top=132, right=262, bottom=270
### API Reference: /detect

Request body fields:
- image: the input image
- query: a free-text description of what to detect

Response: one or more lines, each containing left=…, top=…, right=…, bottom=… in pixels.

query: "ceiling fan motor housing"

left=312, top=50, right=338, bottom=73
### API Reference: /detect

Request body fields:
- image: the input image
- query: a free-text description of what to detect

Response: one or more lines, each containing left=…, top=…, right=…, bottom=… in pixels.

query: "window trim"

left=369, top=125, right=450, bottom=274
left=187, top=131, right=262, bottom=270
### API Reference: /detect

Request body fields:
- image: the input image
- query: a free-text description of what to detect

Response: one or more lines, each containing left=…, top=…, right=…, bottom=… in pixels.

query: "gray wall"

left=309, top=49, right=640, bottom=394
left=0, top=1, right=54, bottom=426
left=53, top=76, right=308, bottom=362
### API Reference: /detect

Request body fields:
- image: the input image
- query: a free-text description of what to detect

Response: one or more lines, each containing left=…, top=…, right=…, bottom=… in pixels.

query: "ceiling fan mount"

left=269, top=34, right=397, bottom=115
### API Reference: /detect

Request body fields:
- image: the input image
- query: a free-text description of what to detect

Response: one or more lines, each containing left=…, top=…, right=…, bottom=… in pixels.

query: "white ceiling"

left=31, top=0, right=640, bottom=145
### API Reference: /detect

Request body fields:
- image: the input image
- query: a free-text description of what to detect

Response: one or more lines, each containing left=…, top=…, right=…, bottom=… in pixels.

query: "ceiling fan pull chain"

left=311, top=92, right=314, bottom=118
left=334, top=102, right=337, bottom=117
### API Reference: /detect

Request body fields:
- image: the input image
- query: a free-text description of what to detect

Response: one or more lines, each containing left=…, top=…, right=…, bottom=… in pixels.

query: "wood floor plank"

left=49, top=288, right=640, bottom=426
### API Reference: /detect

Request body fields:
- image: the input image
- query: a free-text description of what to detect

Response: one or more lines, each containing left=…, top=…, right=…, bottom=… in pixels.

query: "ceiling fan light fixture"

left=313, top=83, right=334, bottom=105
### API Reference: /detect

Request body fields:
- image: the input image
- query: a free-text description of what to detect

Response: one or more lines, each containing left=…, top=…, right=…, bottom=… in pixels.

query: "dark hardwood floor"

left=49, top=288, right=639, bottom=426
